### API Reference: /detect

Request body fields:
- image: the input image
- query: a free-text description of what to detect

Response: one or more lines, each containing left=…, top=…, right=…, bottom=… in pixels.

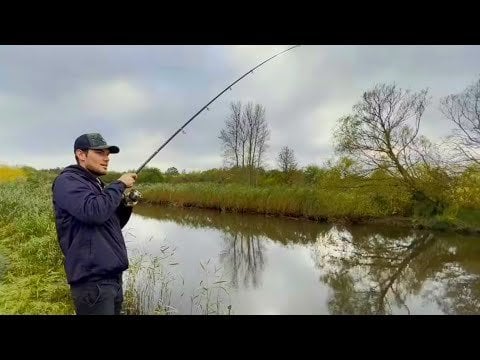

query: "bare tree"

left=334, top=83, right=431, bottom=193
left=277, top=146, right=298, bottom=173
left=219, top=101, right=242, bottom=167
left=243, top=102, right=269, bottom=169
left=440, top=77, right=480, bottom=165
left=219, top=101, right=270, bottom=173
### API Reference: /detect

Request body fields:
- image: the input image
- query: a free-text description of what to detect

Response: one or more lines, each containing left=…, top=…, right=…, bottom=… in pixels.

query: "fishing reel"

left=122, top=188, right=142, bottom=207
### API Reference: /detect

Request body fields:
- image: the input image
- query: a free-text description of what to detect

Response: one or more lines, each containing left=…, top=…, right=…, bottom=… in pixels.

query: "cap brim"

left=90, top=145, right=120, bottom=154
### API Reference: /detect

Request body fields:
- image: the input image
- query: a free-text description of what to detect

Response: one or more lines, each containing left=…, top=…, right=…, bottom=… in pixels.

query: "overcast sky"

left=1, top=45, right=479, bottom=172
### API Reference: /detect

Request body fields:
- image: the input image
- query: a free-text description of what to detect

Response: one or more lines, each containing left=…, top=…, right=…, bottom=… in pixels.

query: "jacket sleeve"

left=53, top=175, right=126, bottom=225
left=116, top=202, right=133, bottom=228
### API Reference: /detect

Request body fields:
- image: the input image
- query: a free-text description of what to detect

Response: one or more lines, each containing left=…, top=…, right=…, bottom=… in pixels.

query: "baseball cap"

left=74, top=133, right=120, bottom=154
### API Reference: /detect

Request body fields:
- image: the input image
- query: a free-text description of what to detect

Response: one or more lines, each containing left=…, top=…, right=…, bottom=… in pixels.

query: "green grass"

left=138, top=182, right=412, bottom=221
left=137, top=181, right=480, bottom=234
left=0, top=171, right=74, bottom=314
left=0, top=253, right=7, bottom=282
left=455, top=208, right=480, bottom=228
left=123, top=247, right=178, bottom=315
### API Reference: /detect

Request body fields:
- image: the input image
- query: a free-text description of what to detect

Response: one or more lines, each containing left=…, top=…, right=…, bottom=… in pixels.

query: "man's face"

left=76, top=149, right=110, bottom=176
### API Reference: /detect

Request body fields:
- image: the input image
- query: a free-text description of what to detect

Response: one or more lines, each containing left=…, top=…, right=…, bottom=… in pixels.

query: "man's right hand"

left=118, top=173, right=137, bottom=188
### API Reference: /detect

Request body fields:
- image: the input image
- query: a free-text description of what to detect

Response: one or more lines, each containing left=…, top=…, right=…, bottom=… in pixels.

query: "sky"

left=0, top=45, right=479, bottom=173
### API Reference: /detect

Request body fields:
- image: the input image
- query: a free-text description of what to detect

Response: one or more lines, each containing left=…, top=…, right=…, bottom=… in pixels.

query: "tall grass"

left=189, top=259, right=232, bottom=315
left=123, top=244, right=232, bottom=315
left=0, top=170, right=73, bottom=314
left=0, top=253, right=7, bottom=282
left=123, top=245, right=179, bottom=315
left=138, top=182, right=412, bottom=221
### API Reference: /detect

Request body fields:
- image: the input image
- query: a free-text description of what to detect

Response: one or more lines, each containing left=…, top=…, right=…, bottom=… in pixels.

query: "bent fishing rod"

left=134, top=45, right=301, bottom=175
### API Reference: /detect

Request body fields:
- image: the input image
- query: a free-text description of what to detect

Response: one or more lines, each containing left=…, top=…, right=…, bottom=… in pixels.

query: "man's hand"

left=118, top=173, right=137, bottom=188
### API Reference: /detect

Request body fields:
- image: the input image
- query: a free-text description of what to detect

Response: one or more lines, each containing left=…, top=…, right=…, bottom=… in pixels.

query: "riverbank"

left=137, top=182, right=480, bottom=235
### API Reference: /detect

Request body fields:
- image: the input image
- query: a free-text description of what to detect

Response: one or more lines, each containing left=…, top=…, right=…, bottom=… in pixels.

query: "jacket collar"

left=61, top=165, right=105, bottom=188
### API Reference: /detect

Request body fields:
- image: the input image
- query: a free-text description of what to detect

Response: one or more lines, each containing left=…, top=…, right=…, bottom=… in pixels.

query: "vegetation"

left=2, top=76, right=480, bottom=313
left=0, top=167, right=232, bottom=314
left=0, top=168, right=73, bottom=314
left=0, top=166, right=27, bottom=183
left=440, top=77, right=480, bottom=165
left=121, top=246, right=232, bottom=315
left=126, top=160, right=479, bottom=233
left=89, top=78, right=480, bottom=233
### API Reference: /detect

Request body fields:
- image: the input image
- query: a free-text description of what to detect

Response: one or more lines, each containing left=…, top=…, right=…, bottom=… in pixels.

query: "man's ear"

left=75, top=149, right=88, bottom=162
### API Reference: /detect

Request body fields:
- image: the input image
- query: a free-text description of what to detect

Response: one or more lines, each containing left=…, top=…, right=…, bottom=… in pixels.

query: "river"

left=122, top=204, right=480, bottom=315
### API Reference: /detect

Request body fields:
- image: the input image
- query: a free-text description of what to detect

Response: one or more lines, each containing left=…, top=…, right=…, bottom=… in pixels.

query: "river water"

left=122, top=204, right=480, bottom=315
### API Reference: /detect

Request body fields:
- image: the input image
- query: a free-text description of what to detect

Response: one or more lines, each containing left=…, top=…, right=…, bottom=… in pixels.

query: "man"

left=52, top=133, right=137, bottom=315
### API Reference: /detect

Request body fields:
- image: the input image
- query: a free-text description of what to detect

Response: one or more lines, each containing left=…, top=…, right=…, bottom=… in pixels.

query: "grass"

left=123, top=244, right=232, bottom=315
left=123, top=245, right=179, bottom=315
left=413, top=207, right=480, bottom=234
left=136, top=181, right=480, bottom=234
left=189, top=259, right=232, bottom=315
left=138, top=182, right=412, bottom=221
left=0, top=253, right=7, bottom=282
left=0, top=170, right=74, bottom=314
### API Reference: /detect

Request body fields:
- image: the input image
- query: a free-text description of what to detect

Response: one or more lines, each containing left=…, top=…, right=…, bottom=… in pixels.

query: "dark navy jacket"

left=52, top=165, right=132, bottom=284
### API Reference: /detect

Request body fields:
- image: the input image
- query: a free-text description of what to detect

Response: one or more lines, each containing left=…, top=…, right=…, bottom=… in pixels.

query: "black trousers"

left=70, top=275, right=123, bottom=315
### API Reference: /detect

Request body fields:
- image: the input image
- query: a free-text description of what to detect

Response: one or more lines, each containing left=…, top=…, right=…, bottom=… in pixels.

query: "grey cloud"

left=1, top=45, right=479, bottom=172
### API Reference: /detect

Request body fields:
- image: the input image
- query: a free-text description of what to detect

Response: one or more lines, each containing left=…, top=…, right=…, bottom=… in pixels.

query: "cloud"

left=1, top=45, right=479, bottom=172
left=80, top=79, right=152, bottom=117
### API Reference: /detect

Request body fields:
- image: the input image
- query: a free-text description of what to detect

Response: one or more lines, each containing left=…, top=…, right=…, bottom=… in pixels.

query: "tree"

left=219, top=101, right=270, bottom=185
left=243, top=102, right=270, bottom=169
left=219, top=101, right=270, bottom=169
left=334, top=83, right=432, bottom=196
left=440, top=77, right=480, bottom=166
left=277, top=146, right=298, bottom=173
left=137, top=167, right=164, bottom=183
left=219, top=101, right=242, bottom=167
left=304, top=165, right=324, bottom=185
left=166, top=167, right=179, bottom=175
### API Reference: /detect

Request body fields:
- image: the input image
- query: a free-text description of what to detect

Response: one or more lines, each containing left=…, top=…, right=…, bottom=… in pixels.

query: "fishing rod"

left=123, top=45, right=301, bottom=206
left=135, top=45, right=301, bottom=174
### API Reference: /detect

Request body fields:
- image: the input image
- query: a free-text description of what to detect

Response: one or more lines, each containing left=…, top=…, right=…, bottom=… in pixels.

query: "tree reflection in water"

left=311, top=226, right=480, bottom=314
left=133, top=204, right=480, bottom=314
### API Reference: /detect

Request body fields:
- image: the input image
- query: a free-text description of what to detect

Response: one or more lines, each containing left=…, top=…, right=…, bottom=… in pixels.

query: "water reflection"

left=312, top=227, right=436, bottom=314
left=312, top=225, right=480, bottom=314
left=219, top=232, right=266, bottom=289
left=129, top=204, right=480, bottom=314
